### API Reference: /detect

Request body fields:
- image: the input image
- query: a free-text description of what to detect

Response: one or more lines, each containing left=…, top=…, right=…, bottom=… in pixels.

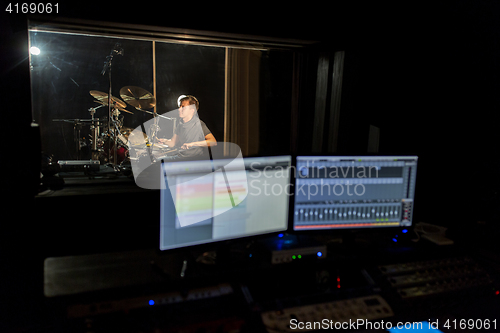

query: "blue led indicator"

left=392, top=238, right=398, bottom=242
left=278, top=233, right=284, bottom=238
left=149, top=300, right=155, bottom=305
left=317, top=252, right=323, bottom=257
left=402, top=229, right=408, bottom=233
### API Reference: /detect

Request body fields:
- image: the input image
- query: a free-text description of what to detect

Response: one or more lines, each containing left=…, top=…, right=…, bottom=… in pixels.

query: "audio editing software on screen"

left=160, top=156, right=291, bottom=251
left=293, top=156, right=418, bottom=230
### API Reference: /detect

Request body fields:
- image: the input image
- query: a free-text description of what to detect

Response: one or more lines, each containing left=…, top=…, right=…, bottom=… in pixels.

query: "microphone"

left=101, top=43, right=124, bottom=75
left=113, top=43, right=124, bottom=56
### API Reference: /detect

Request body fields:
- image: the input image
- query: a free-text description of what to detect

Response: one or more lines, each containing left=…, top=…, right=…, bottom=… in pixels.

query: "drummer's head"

left=178, top=95, right=199, bottom=121
left=178, top=95, right=199, bottom=111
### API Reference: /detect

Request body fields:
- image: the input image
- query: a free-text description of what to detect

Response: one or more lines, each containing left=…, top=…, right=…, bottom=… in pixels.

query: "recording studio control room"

left=2, top=2, right=500, bottom=332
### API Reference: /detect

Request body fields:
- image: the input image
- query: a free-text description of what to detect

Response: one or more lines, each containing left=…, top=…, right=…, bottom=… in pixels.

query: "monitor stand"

left=153, top=244, right=235, bottom=279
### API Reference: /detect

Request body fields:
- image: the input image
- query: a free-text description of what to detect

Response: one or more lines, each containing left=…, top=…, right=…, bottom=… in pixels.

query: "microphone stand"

left=101, top=44, right=123, bottom=168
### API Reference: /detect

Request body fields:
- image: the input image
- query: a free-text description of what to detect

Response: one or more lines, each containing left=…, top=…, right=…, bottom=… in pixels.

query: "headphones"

left=177, top=95, right=199, bottom=108
left=177, top=95, right=187, bottom=107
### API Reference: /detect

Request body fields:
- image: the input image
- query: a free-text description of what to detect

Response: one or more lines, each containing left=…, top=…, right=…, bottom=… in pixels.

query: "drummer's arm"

left=204, top=133, right=217, bottom=147
left=180, top=133, right=217, bottom=149
left=158, top=134, right=177, bottom=147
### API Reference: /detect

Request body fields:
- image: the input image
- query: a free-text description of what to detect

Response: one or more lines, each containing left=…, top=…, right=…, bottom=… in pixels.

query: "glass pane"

left=154, top=42, right=225, bottom=145
left=29, top=26, right=294, bottom=168
left=29, top=31, right=153, bottom=160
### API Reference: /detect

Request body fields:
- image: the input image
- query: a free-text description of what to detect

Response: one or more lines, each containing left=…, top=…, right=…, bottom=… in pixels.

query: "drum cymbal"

left=120, top=86, right=156, bottom=110
left=93, top=100, right=134, bottom=114
left=90, top=90, right=127, bottom=109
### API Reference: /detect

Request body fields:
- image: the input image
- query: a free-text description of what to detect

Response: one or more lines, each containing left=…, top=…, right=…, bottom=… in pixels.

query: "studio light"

left=30, top=46, right=41, bottom=55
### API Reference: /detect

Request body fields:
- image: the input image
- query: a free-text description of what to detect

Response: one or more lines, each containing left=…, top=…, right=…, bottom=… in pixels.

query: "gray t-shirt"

left=174, top=116, right=211, bottom=157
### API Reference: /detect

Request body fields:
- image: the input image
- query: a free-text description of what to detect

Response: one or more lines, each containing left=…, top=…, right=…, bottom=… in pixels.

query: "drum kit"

left=52, top=43, right=177, bottom=175
left=53, top=85, right=176, bottom=173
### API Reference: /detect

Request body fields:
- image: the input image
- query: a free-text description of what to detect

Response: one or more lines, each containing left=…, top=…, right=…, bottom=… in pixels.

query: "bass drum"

left=96, top=131, right=130, bottom=165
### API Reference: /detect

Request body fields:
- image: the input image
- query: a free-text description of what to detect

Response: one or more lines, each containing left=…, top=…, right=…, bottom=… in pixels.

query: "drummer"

left=157, top=95, right=217, bottom=159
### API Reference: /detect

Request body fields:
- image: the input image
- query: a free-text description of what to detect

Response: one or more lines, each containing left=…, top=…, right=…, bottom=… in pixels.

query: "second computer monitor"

left=292, top=156, right=418, bottom=231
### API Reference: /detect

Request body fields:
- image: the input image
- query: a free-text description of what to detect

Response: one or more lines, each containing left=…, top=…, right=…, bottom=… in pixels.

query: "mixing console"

left=378, top=257, right=495, bottom=299
left=260, top=295, right=393, bottom=332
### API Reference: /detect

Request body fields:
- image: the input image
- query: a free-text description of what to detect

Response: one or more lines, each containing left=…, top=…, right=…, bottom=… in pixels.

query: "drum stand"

left=72, top=119, right=84, bottom=160
left=148, top=112, right=160, bottom=148
left=89, top=104, right=104, bottom=161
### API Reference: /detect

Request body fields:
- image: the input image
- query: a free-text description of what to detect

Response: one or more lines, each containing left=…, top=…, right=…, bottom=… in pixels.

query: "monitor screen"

left=160, top=155, right=291, bottom=251
left=292, top=156, right=418, bottom=231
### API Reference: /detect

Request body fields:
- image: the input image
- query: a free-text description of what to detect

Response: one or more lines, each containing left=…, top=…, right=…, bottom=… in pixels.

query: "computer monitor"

left=159, top=155, right=291, bottom=251
left=292, top=156, right=418, bottom=231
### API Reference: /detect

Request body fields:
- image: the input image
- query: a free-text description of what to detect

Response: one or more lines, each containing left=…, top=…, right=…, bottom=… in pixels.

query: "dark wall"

left=258, top=50, right=294, bottom=156
left=155, top=42, right=225, bottom=143
left=333, top=1, right=500, bottom=226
